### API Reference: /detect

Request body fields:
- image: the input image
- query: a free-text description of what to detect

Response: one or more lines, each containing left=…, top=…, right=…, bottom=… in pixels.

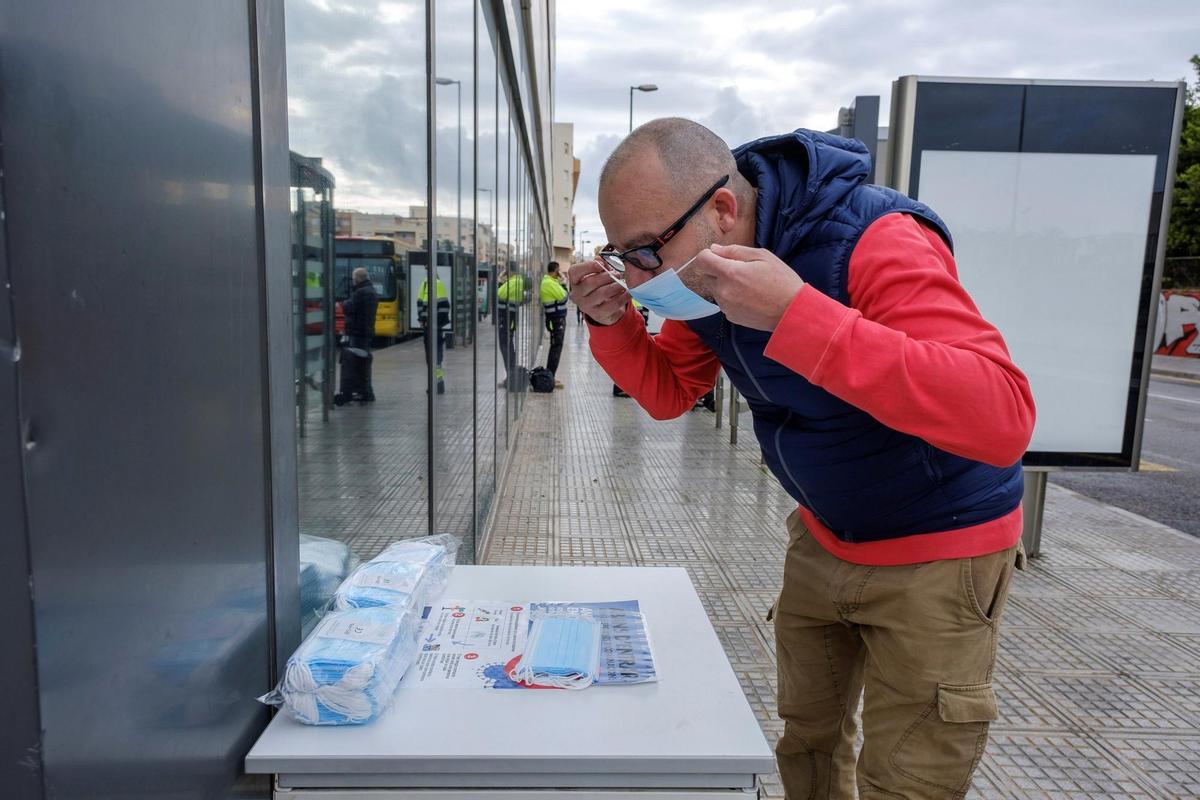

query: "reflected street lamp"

left=629, top=84, right=658, bottom=133
left=435, top=77, right=463, bottom=255
left=576, top=229, right=589, bottom=261
left=436, top=76, right=463, bottom=347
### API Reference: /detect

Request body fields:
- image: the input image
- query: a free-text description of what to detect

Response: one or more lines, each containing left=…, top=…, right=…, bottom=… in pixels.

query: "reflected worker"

left=418, top=273, right=450, bottom=395
left=336, top=267, right=378, bottom=405
left=540, top=261, right=568, bottom=387
left=569, top=119, right=1036, bottom=799
left=496, top=269, right=526, bottom=388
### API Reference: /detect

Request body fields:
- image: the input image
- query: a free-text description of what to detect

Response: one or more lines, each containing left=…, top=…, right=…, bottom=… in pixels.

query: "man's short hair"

left=352, top=267, right=369, bottom=284
left=547, top=261, right=560, bottom=273
left=599, top=117, right=753, bottom=208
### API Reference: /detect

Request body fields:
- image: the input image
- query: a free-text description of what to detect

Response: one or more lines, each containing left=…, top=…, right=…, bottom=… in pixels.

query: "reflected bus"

left=334, top=236, right=407, bottom=344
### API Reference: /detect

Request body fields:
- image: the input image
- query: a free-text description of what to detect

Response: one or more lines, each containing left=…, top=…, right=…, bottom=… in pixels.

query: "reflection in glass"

left=290, top=152, right=336, bottom=440
left=476, top=5, right=499, bottom=529
left=495, top=72, right=512, bottom=451
left=285, top=0, right=430, bottom=610
left=283, top=0, right=552, bottom=622
left=432, top=0, right=477, bottom=559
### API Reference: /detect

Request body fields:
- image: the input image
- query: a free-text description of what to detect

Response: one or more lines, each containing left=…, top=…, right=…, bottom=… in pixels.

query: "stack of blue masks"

left=265, top=605, right=421, bottom=725
left=332, top=534, right=457, bottom=612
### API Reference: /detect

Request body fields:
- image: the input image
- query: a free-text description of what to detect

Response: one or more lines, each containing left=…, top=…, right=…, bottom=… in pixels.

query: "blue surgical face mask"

left=509, top=614, right=601, bottom=689
left=601, top=253, right=720, bottom=321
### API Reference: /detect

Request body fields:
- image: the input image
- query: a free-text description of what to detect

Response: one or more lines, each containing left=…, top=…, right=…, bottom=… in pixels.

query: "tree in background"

left=1166, top=55, right=1200, bottom=259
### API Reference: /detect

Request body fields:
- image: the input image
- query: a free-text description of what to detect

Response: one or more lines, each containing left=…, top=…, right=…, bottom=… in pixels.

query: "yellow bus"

left=334, top=236, right=405, bottom=342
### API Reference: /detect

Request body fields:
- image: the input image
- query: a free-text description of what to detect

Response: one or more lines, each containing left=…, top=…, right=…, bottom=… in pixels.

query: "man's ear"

left=711, top=187, right=738, bottom=235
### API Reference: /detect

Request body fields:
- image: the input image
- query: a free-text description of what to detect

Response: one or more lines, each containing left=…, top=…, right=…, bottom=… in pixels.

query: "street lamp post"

left=577, top=229, right=589, bottom=261
left=436, top=76, right=462, bottom=346
left=435, top=77, right=463, bottom=252
left=629, top=84, right=658, bottom=132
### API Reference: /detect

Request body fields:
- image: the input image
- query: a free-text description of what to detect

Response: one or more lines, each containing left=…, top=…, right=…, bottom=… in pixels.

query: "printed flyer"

left=400, top=599, right=656, bottom=689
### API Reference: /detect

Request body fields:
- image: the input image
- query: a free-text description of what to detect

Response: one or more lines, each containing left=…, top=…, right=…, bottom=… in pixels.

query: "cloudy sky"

left=556, top=0, right=1200, bottom=250
left=283, top=0, right=1200, bottom=251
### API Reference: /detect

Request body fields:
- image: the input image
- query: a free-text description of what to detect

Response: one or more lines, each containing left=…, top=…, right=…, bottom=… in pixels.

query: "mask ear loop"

left=673, top=252, right=702, bottom=274
left=596, top=263, right=627, bottom=290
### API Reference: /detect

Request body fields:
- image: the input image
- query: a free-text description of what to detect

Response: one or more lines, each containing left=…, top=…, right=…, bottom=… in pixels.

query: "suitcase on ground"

left=336, top=346, right=372, bottom=403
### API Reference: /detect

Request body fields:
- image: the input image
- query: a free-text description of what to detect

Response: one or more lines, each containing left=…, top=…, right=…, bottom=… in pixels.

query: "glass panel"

left=476, top=1, right=499, bottom=531
left=284, top=0, right=430, bottom=633
left=497, top=93, right=517, bottom=428
left=496, top=71, right=511, bottom=451
left=290, top=160, right=336, bottom=441
left=433, top=0, right=477, bottom=556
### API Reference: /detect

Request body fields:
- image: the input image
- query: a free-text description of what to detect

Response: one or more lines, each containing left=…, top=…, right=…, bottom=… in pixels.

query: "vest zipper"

left=729, top=325, right=771, bottom=402
left=728, top=323, right=840, bottom=536
left=773, top=411, right=839, bottom=536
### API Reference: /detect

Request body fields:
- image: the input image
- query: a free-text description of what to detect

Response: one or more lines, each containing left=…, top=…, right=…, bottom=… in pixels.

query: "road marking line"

left=1138, top=460, right=1178, bottom=473
left=1148, top=392, right=1200, bottom=406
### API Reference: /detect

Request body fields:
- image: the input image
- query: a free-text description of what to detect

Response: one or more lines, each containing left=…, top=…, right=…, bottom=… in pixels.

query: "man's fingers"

left=688, top=248, right=734, bottom=277
left=710, top=243, right=767, bottom=262
left=572, top=270, right=624, bottom=300
left=566, top=258, right=604, bottom=289
left=572, top=276, right=628, bottom=316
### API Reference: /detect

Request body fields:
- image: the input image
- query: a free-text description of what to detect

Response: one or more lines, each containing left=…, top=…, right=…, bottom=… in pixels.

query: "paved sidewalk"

left=485, top=321, right=1200, bottom=799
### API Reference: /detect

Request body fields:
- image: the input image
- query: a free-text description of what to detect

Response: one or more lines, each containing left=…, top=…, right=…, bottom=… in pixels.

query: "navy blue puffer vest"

left=687, top=130, right=1023, bottom=543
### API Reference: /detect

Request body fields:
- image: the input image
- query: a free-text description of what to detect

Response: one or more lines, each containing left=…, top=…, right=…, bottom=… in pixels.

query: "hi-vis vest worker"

left=418, top=277, right=450, bottom=330
left=497, top=273, right=526, bottom=328
left=540, top=272, right=568, bottom=322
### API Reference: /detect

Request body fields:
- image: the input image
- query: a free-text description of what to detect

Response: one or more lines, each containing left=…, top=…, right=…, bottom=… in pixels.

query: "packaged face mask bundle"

left=299, top=534, right=356, bottom=628
left=508, top=609, right=603, bottom=690
left=331, top=534, right=459, bottom=612
left=259, top=605, right=421, bottom=725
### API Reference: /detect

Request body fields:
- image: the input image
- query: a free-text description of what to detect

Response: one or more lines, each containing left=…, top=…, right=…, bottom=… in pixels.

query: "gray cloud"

left=282, top=0, right=1200, bottom=249
left=557, top=0, right=1200, bottom=249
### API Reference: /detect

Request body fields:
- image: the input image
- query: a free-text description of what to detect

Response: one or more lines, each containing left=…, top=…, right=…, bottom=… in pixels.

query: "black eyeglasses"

left=600, top=174, right=730, bottom=274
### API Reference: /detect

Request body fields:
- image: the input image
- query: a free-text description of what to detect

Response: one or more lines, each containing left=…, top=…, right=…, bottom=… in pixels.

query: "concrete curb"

left=1151, top=367, right=1200, bottom=381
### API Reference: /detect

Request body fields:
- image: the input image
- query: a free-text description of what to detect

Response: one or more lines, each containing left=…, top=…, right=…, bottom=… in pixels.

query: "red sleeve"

left=588, top=304, right=721, bottom=420
left=762, top=213, right=1035, bottom=467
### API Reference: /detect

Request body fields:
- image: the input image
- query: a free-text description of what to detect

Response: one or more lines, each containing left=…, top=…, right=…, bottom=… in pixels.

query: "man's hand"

left=568, top=258, right=630, bottom=326
left=689, top=244, right=804, bottom=331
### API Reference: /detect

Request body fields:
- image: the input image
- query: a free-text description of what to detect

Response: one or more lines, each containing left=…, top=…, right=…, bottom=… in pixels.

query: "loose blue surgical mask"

left=602, top=253, right=720, bottom=321
left=509, top=614, right=602, bottom=689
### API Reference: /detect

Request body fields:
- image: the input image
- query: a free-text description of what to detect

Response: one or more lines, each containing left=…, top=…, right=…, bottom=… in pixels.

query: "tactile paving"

left=983, top=733, right=1156, bottom=798
left=1038, top=672, right=1198, bottom=732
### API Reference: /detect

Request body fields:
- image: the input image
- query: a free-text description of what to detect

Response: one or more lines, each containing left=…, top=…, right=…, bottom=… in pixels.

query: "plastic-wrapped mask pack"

left=331, top=534, right=459, bottom=612
left=260, top=605, right=421, bottom=725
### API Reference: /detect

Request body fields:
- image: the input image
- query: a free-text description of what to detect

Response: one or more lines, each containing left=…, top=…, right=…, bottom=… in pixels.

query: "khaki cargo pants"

left=769, top=510, right=1025, bottom=799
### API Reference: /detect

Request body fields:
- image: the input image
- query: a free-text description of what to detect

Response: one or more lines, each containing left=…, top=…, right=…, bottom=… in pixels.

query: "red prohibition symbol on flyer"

left=452, top=612, right=465, bottom=618
left=510, top=606, right=523, bottom=612
left=464, top=652, right=479, bottom=660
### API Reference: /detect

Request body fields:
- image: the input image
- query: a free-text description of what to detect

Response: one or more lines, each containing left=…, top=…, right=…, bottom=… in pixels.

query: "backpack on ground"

left=529, top=366, right=555, bottom=393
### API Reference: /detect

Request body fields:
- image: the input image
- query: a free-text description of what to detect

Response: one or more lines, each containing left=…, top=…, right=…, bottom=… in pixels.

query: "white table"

left=245, top=566, right=775, bottom=798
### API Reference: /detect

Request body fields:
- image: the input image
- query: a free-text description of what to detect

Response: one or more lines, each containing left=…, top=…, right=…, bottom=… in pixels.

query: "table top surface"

left=245, top=565, right=774, bottom=776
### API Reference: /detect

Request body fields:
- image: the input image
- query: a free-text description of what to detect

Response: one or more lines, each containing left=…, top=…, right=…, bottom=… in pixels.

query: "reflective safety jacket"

left=540, top=274, right=568, bottom=318
left=418, top=278, right=450, bottom=330
left=497, top=274, right=527, bottom=318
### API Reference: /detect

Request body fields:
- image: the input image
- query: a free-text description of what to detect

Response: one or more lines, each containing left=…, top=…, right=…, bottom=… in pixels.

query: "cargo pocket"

left=890, top=683, right=997, bottom=795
